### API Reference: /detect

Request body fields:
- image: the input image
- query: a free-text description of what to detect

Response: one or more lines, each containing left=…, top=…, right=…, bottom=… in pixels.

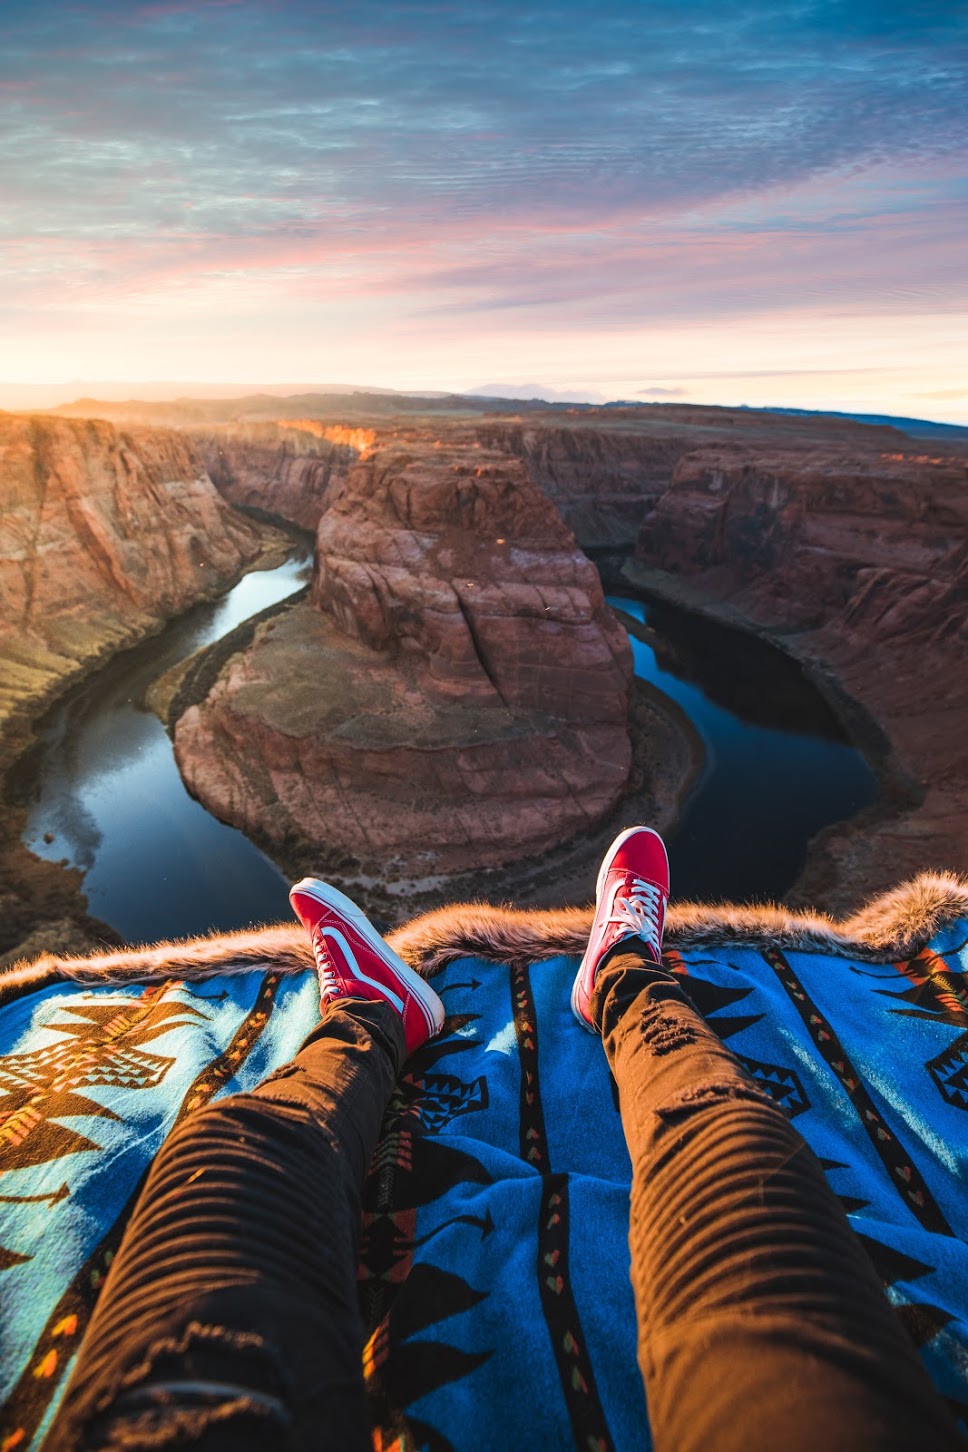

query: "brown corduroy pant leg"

left=45, top=1000, right=405, bottom=1452
left=593, top=942, right=962, bottom=1452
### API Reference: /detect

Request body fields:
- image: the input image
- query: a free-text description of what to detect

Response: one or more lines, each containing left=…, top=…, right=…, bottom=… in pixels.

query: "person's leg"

left=48, top=880, right=444, bottom=1452
left=574, top=828, right=961, bottom=1452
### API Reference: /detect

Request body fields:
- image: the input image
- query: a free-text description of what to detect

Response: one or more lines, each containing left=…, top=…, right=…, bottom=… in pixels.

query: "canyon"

left=171, top=437, right=634, bottom=893
left=1, top=393, right=966, bottom=956
left=169, top=408, right=968, bottom=917
left=193, top=420, right=375, bottom=532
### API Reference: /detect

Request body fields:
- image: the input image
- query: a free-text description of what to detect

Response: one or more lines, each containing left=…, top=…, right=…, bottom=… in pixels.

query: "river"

left=14, top=555, right=312, bottom=943
left=10, top=561, right=878, bottom=941
left=608, top=595, right=877, bottom=902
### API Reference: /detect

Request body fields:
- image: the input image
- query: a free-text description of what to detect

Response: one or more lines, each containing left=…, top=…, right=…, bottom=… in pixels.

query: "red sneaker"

left=289, top=878, right=445, bottom=1056
left=571, top=826, right=670, bottom=1031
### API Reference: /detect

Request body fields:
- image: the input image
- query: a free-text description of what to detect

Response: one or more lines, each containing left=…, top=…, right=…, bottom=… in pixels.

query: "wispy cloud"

left=3, top=1, right=965, bottom=240
left=0, top=1, right=965, bottom=416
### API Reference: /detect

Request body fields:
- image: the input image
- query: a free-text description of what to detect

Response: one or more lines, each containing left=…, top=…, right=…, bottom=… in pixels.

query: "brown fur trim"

left=392, top=872, right=968, bottom=974
left=0, top=925, right=314, bottom=1006
left=3, top=872, right=967, bottom=1003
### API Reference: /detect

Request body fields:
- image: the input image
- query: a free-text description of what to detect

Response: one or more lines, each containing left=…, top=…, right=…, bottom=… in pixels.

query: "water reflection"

left=609, top=596, right=878, bottom=902
left=643, top=598, right=849, bottom=740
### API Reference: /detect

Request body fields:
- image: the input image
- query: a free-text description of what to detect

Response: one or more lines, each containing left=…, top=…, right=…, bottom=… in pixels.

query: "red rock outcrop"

left=173, top=439, right=633, bottom=881
left=0, top=413, right=274, bottom=760
left=632, top=442, right=968, bottom=904
left=193, top=422, right=372, bottom=531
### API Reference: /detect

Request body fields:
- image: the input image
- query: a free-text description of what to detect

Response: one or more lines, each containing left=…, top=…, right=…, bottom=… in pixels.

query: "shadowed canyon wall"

left=192, top=421, right=375, bottom=532
left=472, top=408, right=911, bottom=550
left=473, top=418, right=705, bottom=547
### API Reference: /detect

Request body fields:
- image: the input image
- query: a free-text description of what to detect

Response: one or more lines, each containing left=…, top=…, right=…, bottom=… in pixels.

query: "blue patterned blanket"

left=2, top=917, right=968, bottom=1448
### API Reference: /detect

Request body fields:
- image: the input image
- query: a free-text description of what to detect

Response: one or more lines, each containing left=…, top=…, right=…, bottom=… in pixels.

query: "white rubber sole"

left=289, top=877, right=445, bottom=1036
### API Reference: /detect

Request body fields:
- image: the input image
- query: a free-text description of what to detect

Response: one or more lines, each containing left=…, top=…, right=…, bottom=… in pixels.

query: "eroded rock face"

left=173, top=439, right=633, bottom=879
left=0, top=413, right=271, bottom=758
left=472, top=408, right=901, bottom=551
left=194, top=422, right=372, bottom=531
left=639, top=445, right=963, bottom=620
left=475, top=420, right=697, bottom=547
left=313, top=443, right=631, bottom=721
left=634, top=442, right=968, bottom=903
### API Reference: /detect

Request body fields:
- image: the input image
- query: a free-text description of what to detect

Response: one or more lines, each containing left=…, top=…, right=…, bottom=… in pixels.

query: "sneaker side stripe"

left=320, top=926, right=406, bottom=1014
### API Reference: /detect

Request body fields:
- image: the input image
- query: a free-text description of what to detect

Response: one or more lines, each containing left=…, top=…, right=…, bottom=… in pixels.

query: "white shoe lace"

left=611, top=877, right=664, bottom=958
left=313, top=929, right=342, bottom=1000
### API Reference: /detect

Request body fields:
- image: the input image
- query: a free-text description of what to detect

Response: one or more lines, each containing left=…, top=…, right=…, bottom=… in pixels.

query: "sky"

left=1, top=0, right=966, bottom=419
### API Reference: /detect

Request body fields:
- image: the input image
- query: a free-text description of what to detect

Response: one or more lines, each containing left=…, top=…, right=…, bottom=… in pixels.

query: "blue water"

left=18, top=555, right=311, bottom=942
left=608, top=595, right=878, bottom=902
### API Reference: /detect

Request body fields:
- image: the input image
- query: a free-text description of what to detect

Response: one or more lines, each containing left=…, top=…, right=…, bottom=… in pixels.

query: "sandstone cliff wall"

left=190, top=406, right=905, bottom=555
left=472, top=420, right=693, bottom=547
left=471, top=410, right=906, bottom=550
left=193, top=422, right=372, bottom=531
left=312, top=443, right=631, bottom=721
left=0, top=413, right=273, bottom=759
left=633, top=442, right=968, bottom=904
left=173, top=439, right=634, bottom=885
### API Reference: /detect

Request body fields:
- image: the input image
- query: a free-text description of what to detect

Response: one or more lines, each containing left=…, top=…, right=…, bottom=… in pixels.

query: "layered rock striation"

left=194, top=421, right=374, bottom=531
left=173, top=439, right=633, bottom=881
left=632, top=442, right=968, bottom=904
left=0, top=413, right=275, bottom=762
left=473, top=407, right=907, bottom=550
left=475, top=418, right=699, bottom=547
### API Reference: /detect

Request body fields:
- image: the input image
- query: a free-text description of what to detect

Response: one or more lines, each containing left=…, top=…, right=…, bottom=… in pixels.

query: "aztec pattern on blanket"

left=0, top=969, right=322, bottom=1449
left=2, top=926, right=968, bottom=1449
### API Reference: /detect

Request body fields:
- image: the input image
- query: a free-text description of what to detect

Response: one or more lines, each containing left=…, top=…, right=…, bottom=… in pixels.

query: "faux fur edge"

left=3, top=872, right=967, bottom=1001
left=392, top=871, right=968, bottom=973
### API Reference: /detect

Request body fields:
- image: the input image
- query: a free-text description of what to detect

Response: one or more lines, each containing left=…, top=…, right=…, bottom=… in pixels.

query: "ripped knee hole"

left=638, top=1001, right=702, bottom=1056
left=654, top=1079, right=774, bottom=1124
